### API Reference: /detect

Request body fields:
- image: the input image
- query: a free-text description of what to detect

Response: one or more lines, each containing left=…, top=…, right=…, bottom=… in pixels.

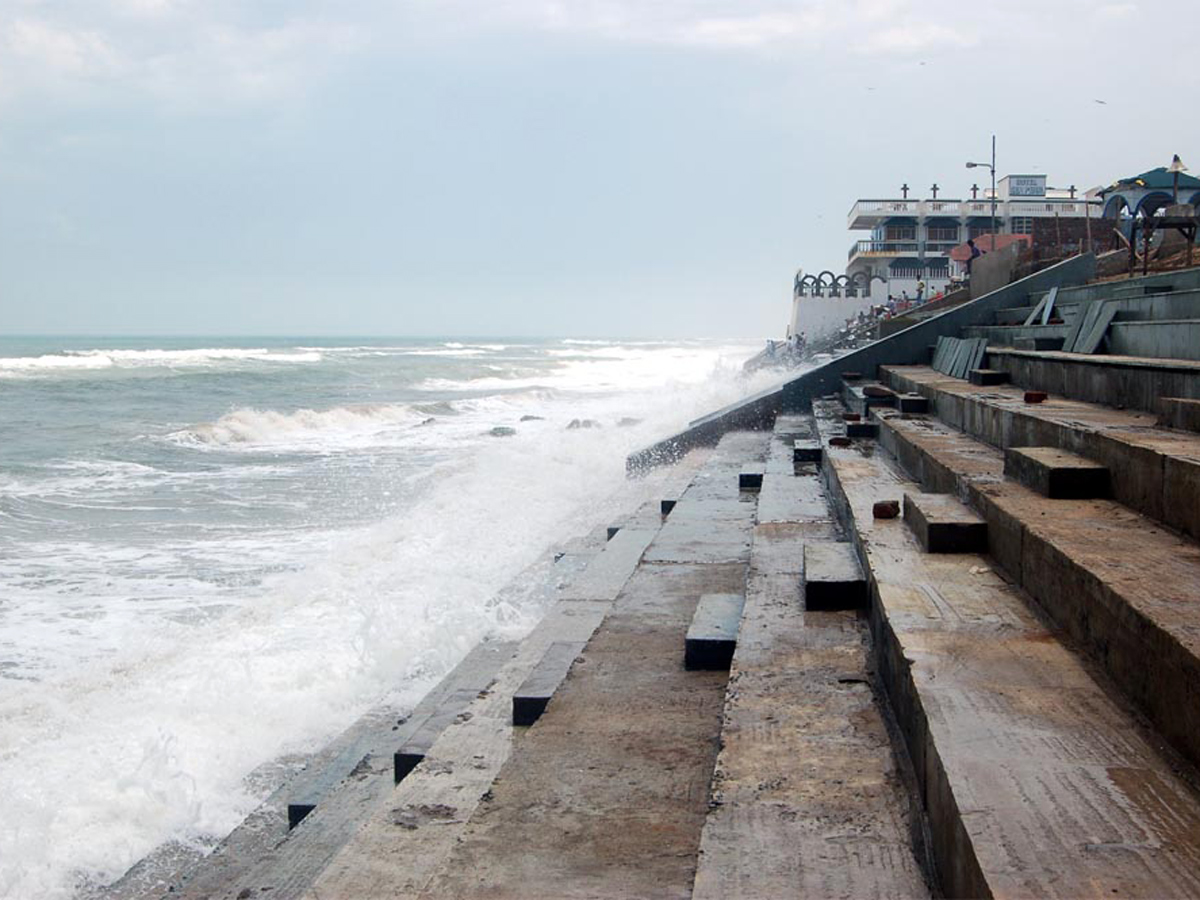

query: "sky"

left=0, top=0, right=1196, bottom=338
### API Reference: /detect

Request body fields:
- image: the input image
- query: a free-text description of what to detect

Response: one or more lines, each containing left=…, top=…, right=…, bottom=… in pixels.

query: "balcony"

left=848, top=240, right=959, bottom=262
left=849, top=197, right=1103, bottom=228
left=847, top=199, right=964, bottom=229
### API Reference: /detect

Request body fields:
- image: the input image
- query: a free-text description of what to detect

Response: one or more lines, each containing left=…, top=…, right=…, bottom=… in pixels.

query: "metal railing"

left=848, top=240, right=959, bottom=260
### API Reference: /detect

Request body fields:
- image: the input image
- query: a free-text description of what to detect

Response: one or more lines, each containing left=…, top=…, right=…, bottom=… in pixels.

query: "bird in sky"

left=1094, top=99, right=1108, bottom=105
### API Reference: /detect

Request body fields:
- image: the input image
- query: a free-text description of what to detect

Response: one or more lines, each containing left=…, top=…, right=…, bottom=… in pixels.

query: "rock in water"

left=617, top=417, right=642, bottom=427
left=488, top=426, right=517, bottom=437
left=520, top=415, right=545, bottom=422
left=566, top=419, right=601, bottom=430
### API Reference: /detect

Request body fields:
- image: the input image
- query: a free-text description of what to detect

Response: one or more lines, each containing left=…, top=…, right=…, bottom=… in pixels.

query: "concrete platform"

left=408, top=434, right=765, bottom=898
left=693, top=421, right=930, bottom=899
left=816, top=402, right=1200, bottom=899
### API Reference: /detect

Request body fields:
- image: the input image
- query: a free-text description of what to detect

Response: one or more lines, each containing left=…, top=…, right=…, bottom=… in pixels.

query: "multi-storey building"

left=845, top=175, right=1102, bottom=298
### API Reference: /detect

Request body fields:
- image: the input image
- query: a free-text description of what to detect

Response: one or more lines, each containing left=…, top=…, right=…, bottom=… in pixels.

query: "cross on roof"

left=901, top=183, right=910, bottom=199
left=971, top=183, right=980, bottom=199
left=930, top=183, right=940, bottom=199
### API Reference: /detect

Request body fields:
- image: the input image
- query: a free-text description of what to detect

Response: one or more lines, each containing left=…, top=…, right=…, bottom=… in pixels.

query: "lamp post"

left=966, top=134, right=998, bottom=242
left=1168, top=153, right=1189, bottom=205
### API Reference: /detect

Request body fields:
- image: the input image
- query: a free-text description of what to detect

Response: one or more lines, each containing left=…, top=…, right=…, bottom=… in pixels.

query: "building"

left=845, top=174, right=1102, bottom=299
left=1099, top=164, right=1200, bottom=219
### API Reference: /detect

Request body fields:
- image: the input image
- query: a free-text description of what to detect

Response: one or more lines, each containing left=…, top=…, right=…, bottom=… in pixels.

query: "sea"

left=0, top=335, right=779, bottom=898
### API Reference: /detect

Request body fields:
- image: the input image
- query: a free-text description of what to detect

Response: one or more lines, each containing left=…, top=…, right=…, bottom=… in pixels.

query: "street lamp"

left=1168, top=154, right=1189, bottom=204
left=966, top=134, right=998, bottom=242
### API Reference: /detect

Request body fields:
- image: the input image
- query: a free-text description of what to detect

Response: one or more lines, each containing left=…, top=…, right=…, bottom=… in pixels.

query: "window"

left=927, top=226, right=959, bottom=242
left=1011, top=217, right=1034, bottom=235
left=884, top=224, right=916, bottom=240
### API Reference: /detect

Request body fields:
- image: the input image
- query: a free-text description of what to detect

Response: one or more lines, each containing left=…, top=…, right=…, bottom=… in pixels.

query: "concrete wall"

left=969, top=241, right=1026, bottom=299
left=627, top=253, right=1097, bottom=472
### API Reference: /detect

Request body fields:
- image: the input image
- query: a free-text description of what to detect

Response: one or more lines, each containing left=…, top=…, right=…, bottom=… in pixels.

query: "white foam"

left=176, top=404, right=425, bottom=449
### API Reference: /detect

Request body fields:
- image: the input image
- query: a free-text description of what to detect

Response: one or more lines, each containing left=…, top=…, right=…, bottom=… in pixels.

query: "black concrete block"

left=739, top=472, right=764, bottom=491
left=660, top=499, right=677, bottom=516
left=846, top=422, right=879, bottom=439
left=793, top=440, right=822, bottom=464
left=606, top=526, right=621, bottom=541
left=287, top=802, right=316, bottom=830
left=804, top=543, right=867, bottom=611
left=968, top=368, right=1009, bottom=386
left=903, top=492, right=988, bottom=553
left=1005, top=446, right=1110, bottom=499
left=394, top=749, right=424, bottom=784
left=1014, top=336, right=1065, bottom=351
left=898, top=393, right=929, bottom=414
left=513, top=641, right=585, bottom=726
left=685, top=593, right=745, bottom=670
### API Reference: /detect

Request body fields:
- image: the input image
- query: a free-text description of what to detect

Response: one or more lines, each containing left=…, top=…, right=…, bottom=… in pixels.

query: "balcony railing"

left=848, top=240, right=959, bottom=260
left=850, top=198, right=1103, bottom=227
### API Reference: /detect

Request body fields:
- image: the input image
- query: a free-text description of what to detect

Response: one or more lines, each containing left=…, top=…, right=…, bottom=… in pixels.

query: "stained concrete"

left=692, top=421, right=930, bottom=900
left=874, top=407, right=1200, bottom=779
left=817, top=401, right=1200, bottom=899
left=412, top=433, right=768, bottom=899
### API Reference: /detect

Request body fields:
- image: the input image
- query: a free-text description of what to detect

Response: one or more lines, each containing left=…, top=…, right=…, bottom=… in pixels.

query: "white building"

left=845, top=175, right=1103, bottom=300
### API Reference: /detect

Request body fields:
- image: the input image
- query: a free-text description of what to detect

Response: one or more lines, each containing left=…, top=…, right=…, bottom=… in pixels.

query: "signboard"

left=1007, top=175, right=1046, bottom=197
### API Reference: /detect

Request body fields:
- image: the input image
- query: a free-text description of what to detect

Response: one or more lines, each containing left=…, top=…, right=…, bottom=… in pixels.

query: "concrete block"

left=1158, top=397, right=1200, bottom=434
left=1004, top=446, right=1110, bottom=499
left=898, top=393, right=929, bottom=414
left=660, top=499, right=677, bottom=516
left=792, top=440, right=822, bottom=463
left=739, top=472, right=764, bottom=491
left=842, top=371, right=862, bottom=381
left=684, top=593, right=745, bottom=670
left=606, top=526, right=621, bottom=541
left=804, top=543, right=867, bottom=611
left=513, top=641, right=586, bottom=726
left=846, top=422, right=879, bottom=438
left=903, top=492, right=988, bottom=553
left=968, top=368, right=1010, bottom=386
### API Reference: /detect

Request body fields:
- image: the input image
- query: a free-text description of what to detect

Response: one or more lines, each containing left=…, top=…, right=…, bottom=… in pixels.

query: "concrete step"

left=902, top=491, right=987, bottom=553
left=984, top=346, right=1200, bottom=416
left=693, top=419, right=931, bottom=898
left=405, top=432, right=768, bottom=898
left=1004, top=445, right=1110, bottom=498
left=880, top=364, right=1200, bottom=541
left=873, top=406, right=1200, bottom=775
left=993, top=304, right=1038, bottom=325
left=815, top=400, right=1200, bottom=899
left=842, top=381, right=898, bottom=417
left=1159, top=397, right=1200, bottom=433
left=684, top=593, right=745, bottom=670
left=1110, top=319, right=1200, bottom=360
left=968, top=367, right=1008, bottom=385
left=512, top=641, right=586, bottom=726
left=962, top=323, right=1070, bottom=347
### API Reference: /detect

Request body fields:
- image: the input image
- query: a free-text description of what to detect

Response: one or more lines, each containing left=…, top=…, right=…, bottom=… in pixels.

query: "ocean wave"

left=0, top=347, right=322, bottom=375
left=176, top=403, right=425, bottom=447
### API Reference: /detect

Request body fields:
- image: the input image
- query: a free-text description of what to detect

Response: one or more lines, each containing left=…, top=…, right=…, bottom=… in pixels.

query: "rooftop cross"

left=930, top=183, right=940, bottom=199
left=900, top=183, right=910, bottom=199
left=971, top=183, right=980, bottom=199
left=1069, top=184, right=1077, bottom=198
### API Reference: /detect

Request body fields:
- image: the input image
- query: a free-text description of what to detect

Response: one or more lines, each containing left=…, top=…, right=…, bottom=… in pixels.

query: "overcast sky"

left=1, top=0, right=1196, bottom=338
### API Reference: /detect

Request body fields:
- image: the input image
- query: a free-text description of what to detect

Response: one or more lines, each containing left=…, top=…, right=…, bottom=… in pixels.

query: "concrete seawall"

left=627, top=253, right=1097, bottom=472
